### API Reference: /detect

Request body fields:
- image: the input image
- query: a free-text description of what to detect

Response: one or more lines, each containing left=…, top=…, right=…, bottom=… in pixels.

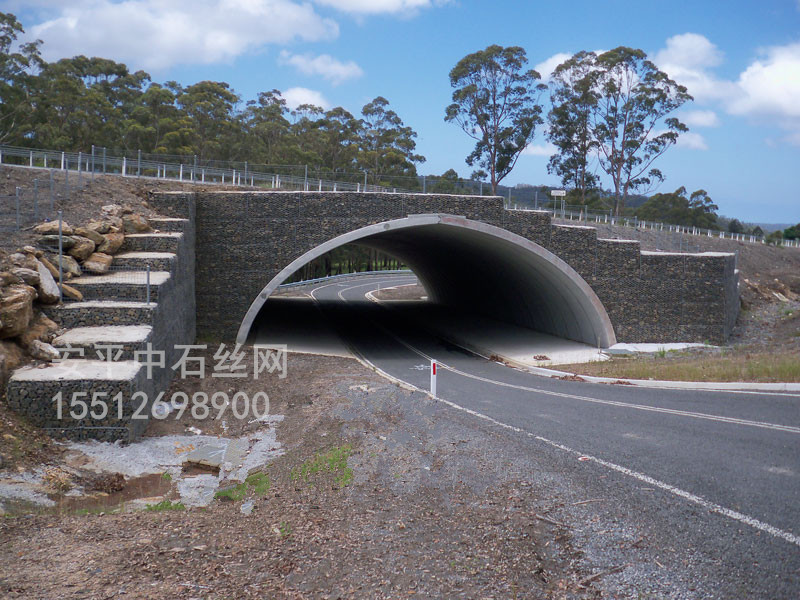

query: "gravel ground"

left=0, top=351, right=720, bottom=599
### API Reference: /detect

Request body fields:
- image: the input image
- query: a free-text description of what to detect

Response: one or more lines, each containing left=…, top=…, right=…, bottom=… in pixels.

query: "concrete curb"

left=366, top=286, right=800, bottom=394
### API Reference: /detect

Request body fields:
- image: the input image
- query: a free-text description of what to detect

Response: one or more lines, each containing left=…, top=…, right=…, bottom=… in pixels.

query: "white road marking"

left=322, top=276, right=800, bottom=548
left=355, top=339, right=800, bottom=550
left=363, top=305, right=800, bottom=435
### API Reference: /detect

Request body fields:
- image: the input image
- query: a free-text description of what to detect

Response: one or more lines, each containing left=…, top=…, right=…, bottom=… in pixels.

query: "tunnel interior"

left=238, top=215, right=616, bottom=349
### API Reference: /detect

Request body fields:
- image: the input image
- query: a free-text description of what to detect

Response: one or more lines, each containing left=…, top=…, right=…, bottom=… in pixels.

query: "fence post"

left=304, top=165, right=308, bottom=191
left=202, top=168, right=205, bottom=183
left=179, top=164, right=183, bottom=181
left=29, top=150, right=33, bottom=167
left=364, top=171, right=368, bottom=192
left=423, top=175, right=426, bottom=193
left=193, top=155, right=197, bottom=182
left=49, top=170, right=54, bottom=211
left=146, top=265, right=151, bottom=306
left=137, top=149, right=141, bottom=177
left=58, top=211, right=64, bottom=303
left=60, top=151, right=65, bottom=170
left=122, top=156, right=126, bottom=176
left=244, top=161, right=248, bottom=185
left=33, top=179, right=39, bottom=222
left=103, top=147, right=106, bottom=174
left=77, top=151, right=82, bottom=187
left=430, top=359, right=437, bottom=398
left=15, top=187, right=20, bottom=230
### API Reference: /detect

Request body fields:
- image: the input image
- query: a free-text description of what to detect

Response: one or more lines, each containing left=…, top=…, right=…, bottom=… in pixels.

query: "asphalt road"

left=256, top=273, right=800, bottom=598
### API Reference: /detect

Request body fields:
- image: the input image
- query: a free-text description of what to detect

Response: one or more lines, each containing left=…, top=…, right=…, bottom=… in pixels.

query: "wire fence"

left=0, top=168, right=90, bottom=237
left=508, top=203, right=800, bottom=250
left=1, top=142, right=797, bottom=249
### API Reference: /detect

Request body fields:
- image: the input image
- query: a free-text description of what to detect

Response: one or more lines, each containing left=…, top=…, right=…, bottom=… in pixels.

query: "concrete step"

left=68, top=270, right=170, bottom=302
left=113, top=251, right=176, bottom=272
left=6, top=359, right=156, bottom=441
left=123, top=232, right=182, bottom=253
left=44, top=300, right=157, bottom=329
left=148, top=217, right=189, bottom=232
left=53, top=325, right=152, bottom=361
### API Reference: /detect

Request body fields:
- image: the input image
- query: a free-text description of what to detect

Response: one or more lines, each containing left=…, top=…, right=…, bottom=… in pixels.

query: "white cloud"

left=675, top=132, right=708, bottom=150
left=278, top=50, right=363, bottom=85
left=534, top=52, right=572, bottom=82
left=523, top=142, right=557, bottom=157
left=653, top=33, right=737, bottom=102
left=728, top=42, right=800, bottom=119
left=25, top=0, right=338, bottom=70
left=281, top=87, right=331, bottom=110
left=313, top=0, right=445, bottom=15
left=681, top=110, right=720, bottom=128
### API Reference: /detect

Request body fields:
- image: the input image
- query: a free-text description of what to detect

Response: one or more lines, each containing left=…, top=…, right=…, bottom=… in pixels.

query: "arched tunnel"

left=237, top=214, right=616, bottom=350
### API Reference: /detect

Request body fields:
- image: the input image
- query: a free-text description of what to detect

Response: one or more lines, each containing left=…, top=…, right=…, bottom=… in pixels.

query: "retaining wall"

left=150, top=191, right=738, bottom=345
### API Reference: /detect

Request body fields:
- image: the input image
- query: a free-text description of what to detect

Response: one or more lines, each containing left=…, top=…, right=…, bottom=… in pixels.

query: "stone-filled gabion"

left=149, top=191, right=738, bottom=345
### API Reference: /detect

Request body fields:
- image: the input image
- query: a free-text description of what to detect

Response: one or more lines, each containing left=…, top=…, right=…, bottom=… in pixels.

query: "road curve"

left=261, top=273, right=800, bottom=598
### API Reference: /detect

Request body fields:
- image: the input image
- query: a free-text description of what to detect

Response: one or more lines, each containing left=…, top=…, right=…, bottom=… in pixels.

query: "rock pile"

left=0, top=204, right=151, bottom=378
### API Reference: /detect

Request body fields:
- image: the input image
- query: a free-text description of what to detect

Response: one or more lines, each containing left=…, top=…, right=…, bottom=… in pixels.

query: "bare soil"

left=0, top=351, right=601, bottom=599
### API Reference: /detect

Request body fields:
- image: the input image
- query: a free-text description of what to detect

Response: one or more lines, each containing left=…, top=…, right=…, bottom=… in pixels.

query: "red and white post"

left=430, top=359, right=437, bottom=398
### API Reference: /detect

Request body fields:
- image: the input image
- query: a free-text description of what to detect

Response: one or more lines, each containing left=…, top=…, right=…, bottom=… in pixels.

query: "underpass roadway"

left=251, top=272, right=800, bottom=598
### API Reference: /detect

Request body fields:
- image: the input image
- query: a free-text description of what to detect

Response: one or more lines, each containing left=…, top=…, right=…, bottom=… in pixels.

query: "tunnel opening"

left=238, top=214, right=616, bottom=355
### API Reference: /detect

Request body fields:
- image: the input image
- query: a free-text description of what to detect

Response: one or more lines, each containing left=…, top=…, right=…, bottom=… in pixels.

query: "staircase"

left=6, top=216, right=196, bottom=442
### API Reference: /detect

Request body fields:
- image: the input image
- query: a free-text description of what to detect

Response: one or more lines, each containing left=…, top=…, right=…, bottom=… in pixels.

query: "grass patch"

left=145, top=500, right=185, bottom=512
left=213, top=472, right=271, bottom=503
left=290, top=445, right=354, bottom=488
left=214, top=483, right=247, bottom=502
left=245, top=472, right=271, bottom=496
left=566, top=352, right=800, bottom=382
left=161, top=472, right=172, bottom=482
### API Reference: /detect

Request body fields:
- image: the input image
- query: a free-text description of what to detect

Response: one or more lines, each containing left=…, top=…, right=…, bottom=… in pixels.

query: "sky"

left=6, top=0, right=800, bottom=223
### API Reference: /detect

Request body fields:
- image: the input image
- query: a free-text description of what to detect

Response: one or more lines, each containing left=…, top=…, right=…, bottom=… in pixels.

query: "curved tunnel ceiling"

left=236, top=214, right=617, bottom=348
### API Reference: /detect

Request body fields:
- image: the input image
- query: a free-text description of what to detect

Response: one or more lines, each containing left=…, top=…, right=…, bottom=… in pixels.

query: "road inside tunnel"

left=237, top=214, right=616, bottom=353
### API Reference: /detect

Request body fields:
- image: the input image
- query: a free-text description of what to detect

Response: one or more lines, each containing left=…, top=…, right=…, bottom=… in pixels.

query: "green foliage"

left=214, top=483, right=247, bottom=502
left=766, top=230, right=784, bottom=246
left=783, top=223, right=800, bottom=240
left=727, top=218, right=744, bottom=234
left=161, top=472, right=172, bottom=482
left=290, top=445, right=354, bottom=488
left=445, top=45, right=546, bottom=195
left=547, top=51, right=600, bottom=202
left=0, top=13, right=424, bottom=183
left=634, top=187, right=719, bottom=229
left=145, top=500, right=186, bottom=511
left=245, top=472, right=271, bottom=496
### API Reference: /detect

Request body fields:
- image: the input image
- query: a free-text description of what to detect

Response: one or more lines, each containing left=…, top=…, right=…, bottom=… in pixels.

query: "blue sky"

left=7, top=0, right=800, bottom=223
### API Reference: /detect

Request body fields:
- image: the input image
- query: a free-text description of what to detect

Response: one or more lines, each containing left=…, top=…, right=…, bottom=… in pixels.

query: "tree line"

left=2, top=12, right=744, bottom=227
left=0, top=13, right=424, bottom=187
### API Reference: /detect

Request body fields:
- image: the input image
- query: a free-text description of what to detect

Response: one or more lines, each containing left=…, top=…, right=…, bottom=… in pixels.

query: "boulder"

left=0, top=271, right=23, bottom=288
left=19, top=312, right=60, bottom=347
left=60, top=255, right=82, bottom=278
left=123, top=214, right=150, bottom=233
left=67, top=236, right=96, bottom=261
left=101, top=204, right=123, bottom=217
left=9, top=252, right=37, bottom=269
left=38, top=235, right=75, bottom=250
left=35, top=260, right=61, bottom=304
left=98, top=232, right=125, bottom=254
left=38, top=256, right=60, bottom=280
left=11, top=267, right=39, bottom=287
left=86, top=220, right=111, bottom=234
left=34, top=221, right=73, bottom=236
left=0, top=340, right=26, bottom=390
left=60, top=284, right=83, bottom=302
left=22, top=245, right=43, bottom=258
left=74, top=227, right=105, bottom=245
left=83, top=252, right=113, bottom=274
left=0, top=285, right=36, bottom=339
left=29, top=339, right=61, bottom=362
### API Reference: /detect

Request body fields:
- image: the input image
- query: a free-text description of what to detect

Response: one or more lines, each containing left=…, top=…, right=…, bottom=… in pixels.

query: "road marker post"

left=430, top=359, right=437, bottom=398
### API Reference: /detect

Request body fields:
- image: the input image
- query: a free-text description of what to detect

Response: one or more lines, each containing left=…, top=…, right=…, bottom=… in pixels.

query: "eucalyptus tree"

left=591, top=47, right=692, bottom=215
left=546, top=50, right=600, bottom=204
left=0, top=12, right=42, bottom=144
left=445, top=45, right=546, bottom=195
left=358, top=96, right=425, bottom=185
